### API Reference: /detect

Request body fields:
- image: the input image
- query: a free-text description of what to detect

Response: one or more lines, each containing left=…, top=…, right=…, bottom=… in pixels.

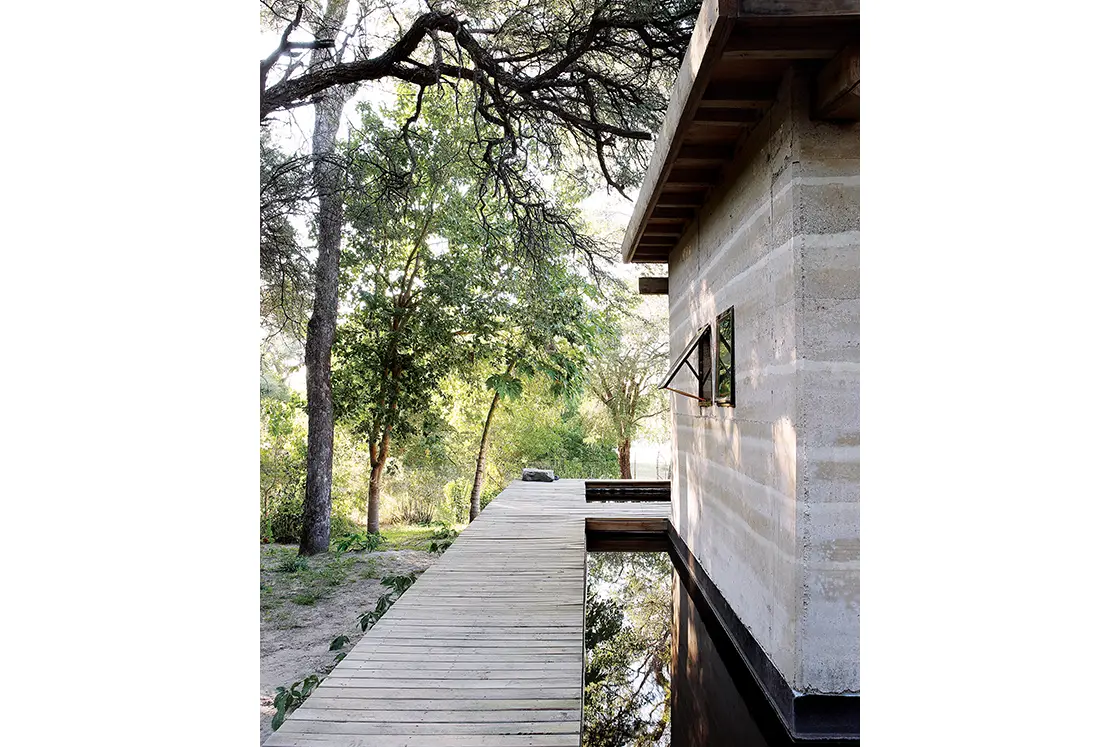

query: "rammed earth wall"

left=668, top=64, right=859, bottom=696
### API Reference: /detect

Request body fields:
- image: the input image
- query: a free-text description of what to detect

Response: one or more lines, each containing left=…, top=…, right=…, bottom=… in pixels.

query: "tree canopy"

left=261, top=0, right=700, bottom=193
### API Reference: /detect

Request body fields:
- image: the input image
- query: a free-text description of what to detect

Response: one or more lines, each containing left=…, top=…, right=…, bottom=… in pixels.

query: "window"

left=659, top=324, right=712, bottom=406
left=714, top=307, right=734, bottom=407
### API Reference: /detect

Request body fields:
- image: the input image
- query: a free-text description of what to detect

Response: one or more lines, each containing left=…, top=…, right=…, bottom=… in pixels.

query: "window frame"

left=714, top=306, right=735, bottom=407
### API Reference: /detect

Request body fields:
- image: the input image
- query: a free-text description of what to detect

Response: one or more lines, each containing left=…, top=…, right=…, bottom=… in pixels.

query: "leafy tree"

left=332, top=89, right=514, bottom=533
left=260, top=0, right=704, bottom=554
left=332, top=288, right=461, bottom=533
left=465, top=257, right=605, bottom=521
left=586, top=295, right=669, bottom=479
left=261, top=0, right=700, bottom=192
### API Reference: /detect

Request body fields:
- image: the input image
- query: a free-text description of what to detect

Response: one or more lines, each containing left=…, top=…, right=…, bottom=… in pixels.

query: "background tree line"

left=260, top=0, right=694, bottom=552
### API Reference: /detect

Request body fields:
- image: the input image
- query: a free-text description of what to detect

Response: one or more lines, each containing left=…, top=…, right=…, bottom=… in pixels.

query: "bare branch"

left=261, top=3, right=306, bottom=98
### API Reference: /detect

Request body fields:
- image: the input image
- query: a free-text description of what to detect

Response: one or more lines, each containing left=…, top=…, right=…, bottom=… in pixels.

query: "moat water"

left=583, top=543, right=855, bottom=747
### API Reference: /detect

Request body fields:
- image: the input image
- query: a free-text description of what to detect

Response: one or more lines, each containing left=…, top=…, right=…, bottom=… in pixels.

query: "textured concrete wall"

left=667, top=65, right=859, bottom=695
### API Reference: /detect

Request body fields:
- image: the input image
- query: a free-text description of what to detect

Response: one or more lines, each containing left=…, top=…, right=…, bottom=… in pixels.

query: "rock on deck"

left=265, top=478, right=670, bottom=747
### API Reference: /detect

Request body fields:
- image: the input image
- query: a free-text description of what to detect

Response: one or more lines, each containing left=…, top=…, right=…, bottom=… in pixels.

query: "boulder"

left=521, top=468, right=558, bottom=482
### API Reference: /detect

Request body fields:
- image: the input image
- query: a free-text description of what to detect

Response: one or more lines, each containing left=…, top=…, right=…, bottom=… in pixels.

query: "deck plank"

left=265, top=478, right=670, bottom=747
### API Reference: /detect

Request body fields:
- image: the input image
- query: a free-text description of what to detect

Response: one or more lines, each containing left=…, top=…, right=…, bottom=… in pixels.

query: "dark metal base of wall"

left=665, top=525, right=860, bottom=742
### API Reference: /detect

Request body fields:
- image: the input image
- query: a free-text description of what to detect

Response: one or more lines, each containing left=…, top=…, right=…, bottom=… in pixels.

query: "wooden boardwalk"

left=266, top=478, right=670, bottom=747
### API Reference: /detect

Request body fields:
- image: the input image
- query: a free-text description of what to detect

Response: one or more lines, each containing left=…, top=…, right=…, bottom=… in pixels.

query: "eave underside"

left=623, top=4, right=859, bottom=264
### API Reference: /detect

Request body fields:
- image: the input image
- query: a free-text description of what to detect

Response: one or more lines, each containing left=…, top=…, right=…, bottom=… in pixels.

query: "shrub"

left=382, top=572, right=420, bottom=595
left=293, top=590, right=322, bottom=606
left=436, top=479, right=471, bottom=525
left=261, top=393, right=369, bottom=544
left=260, top=395, right=308, bottom=544
left=272, top=675, right=321, bottom=729
left=333, top=531, right=384, bottom=554
left=427, top=523, right=460, bottom=554
left=276, top=555, right=309, bottom=573
left=330, top=511, right=362, bottom=537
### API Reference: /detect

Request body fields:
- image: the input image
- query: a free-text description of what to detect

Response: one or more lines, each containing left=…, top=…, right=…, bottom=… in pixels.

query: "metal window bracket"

left=659, top=324, right=712, bottom=404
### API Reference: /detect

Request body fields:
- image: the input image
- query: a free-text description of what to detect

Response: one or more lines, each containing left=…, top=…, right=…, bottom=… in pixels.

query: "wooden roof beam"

left=723, top=25, right=851, bottom=59
left=652, top=207, right=695, bottom=220
left=691, top=108, right=763, bottom=126
left=735, top=0, right=860, bottom=18
left=675, top=143, right=737, bottom=165
left=665, top=167, right=721, bottom=190
left=815, top=43, right=859, bottom=119
left=701, top=82, right=777, bottom=108
left=658, top=198, right=706, bottom=208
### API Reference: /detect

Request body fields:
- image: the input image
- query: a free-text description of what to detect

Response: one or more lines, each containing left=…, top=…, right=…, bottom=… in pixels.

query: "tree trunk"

left=469, top=389, right=502, bottom=523
left=367, top=429, right=391, bottom=534
left=297, top=3, right=357, bottom=556
left=619, top=438, right=632, bottom=479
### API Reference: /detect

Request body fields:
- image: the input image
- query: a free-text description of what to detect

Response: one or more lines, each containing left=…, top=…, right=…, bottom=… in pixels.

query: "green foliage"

left=328, top=635, right=350, bottom=651
left=260, top=133, right=311, bottom=339
left=292, top=590, right=322, bottom=606
left=329, top=426, right=372, bottom=530
left=358, top=593, right=396, bottom=632
left=485, top=377, right=620, bottom=481
left=335, top=90, right=509, bottom=473
left=260, top=363, right=366, bottom=543
left=428, top=370, right=618, bottom=523
left=381, top=572, right=419, bottom=595
left=428, top=538, right=454, bottom=554
left=430, top=524, right=456, bottom=541
left=260, top=391, right=307, bottom=544
left=272, top=674, right=321, bottom=730
left=485, top=372, right=524, bottom=402
left=378, top=523, right=455, bottom=550
left=427, top=523, right=460, bottom=554
left=353, top=570, right=423, bottom=634
left=276, top=555, right=309, bottom=574
left=333, top=531, right=385, bottom=554
left=356, top=607, right=378, bottom=633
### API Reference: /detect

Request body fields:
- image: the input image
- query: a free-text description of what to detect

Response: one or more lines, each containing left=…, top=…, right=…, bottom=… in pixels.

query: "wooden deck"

left=265, top=478, right=670, bottom=747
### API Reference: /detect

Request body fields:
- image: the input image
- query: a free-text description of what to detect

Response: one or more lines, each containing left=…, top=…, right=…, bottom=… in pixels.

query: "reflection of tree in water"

left=584, top=552, right=673, bottom=747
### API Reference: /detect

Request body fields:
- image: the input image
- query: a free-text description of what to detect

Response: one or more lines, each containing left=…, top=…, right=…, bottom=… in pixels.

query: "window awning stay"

left=659, top=324, right=711, bottom=402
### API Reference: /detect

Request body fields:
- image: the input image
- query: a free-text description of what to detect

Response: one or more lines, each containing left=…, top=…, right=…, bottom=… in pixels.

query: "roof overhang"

left=621, top=0, right=860, bottom=264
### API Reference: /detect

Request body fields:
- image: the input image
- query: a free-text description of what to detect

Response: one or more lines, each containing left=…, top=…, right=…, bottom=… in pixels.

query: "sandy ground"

left=259, top=543, right=437, bottom=744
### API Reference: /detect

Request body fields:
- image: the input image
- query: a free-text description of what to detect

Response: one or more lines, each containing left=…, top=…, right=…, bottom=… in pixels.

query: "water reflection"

left=584, top=551, right=673, bottom=747
left=585, top=550, right=802, bottom=747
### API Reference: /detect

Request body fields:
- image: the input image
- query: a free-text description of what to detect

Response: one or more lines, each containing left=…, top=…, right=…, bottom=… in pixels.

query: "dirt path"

left=259, top=543, right=437, bottom=744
